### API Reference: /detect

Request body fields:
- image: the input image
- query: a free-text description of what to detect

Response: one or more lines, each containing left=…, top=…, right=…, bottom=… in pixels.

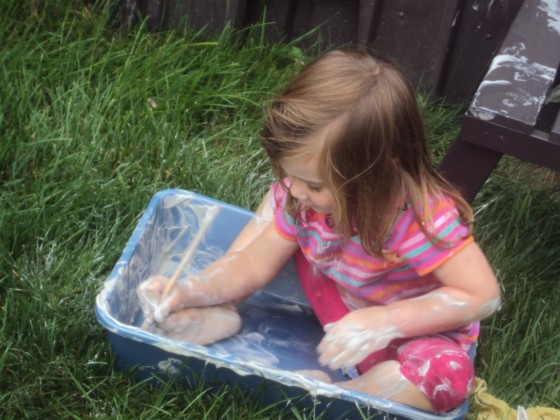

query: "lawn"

left=1, top=1, right=559, bottom=418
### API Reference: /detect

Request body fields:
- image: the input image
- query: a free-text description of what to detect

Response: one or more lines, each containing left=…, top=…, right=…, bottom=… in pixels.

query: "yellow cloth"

left=470, top=377, right=560, bottom=419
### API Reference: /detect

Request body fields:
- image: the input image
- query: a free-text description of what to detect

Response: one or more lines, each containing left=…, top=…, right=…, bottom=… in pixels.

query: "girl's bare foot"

left=137, top=276, right=242, bottom=345
left=154, top=304, right=241, bottom=345
left=294, top=369, right=333, bottom=383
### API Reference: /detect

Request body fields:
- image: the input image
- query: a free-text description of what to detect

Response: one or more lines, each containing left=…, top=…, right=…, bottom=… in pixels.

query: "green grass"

left=470, top=166, right=560, bottom=411
left=1, top=1, right=559, bottom=418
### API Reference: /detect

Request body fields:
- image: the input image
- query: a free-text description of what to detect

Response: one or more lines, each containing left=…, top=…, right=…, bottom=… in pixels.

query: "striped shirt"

left=270, top=181, right=479, bottom=348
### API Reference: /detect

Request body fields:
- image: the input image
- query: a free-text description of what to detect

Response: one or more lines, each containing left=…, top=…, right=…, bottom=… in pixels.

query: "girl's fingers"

left=318, top=334, right=353, bottom=369
left=137, top=275, right=183, bottom=322
left=154, top=292, right=184, bottom=322
left=138, top=275, right=168, bottom=298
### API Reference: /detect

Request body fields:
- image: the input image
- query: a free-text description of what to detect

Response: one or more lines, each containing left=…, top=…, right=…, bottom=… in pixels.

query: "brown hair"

left=261, top=49, right=473, bottom=256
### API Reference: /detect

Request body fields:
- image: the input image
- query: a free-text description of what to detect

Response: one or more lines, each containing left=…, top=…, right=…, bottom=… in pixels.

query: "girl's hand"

left=138, top=217, right=299, bottom=318
left=137, top=275, right=194, bottom=322
left=317, top=306, right=403, bottom=370
left=137, top=276, right=242, bottom=344
left=317, top=242, right=501, bottom=371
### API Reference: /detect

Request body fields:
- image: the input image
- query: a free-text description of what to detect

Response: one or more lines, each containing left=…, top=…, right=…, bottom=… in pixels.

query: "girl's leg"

left=294, top=237, right=473, bottom=412
left=156, top=303, right=241, bottom=345
left=336, top=337, right=474, bottom=413
left=335, top=360, right=434, bottom=411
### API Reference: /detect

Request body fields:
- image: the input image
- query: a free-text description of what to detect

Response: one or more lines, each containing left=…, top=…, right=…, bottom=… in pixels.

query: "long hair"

left=261, top=49, right=473, bottom=256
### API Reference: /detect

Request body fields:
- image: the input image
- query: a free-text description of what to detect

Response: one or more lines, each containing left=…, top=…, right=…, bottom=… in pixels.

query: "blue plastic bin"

left=95, top=189, right=470, bottom=419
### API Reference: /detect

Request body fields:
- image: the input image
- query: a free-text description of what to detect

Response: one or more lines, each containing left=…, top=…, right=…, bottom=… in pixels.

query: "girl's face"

left=282, top=157, right=334, bottom=215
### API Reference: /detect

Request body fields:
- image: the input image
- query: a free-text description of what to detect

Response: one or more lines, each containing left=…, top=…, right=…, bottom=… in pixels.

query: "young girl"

left=140, top=49, right=501, bottom=413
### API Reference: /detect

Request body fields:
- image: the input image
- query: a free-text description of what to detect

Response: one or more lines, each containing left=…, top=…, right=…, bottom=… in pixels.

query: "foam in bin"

left=95, top=189, right=469, bottom=420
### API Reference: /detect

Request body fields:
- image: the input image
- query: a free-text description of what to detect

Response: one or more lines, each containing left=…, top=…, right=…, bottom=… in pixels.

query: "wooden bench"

left=439, top=0, right=560, bottom=202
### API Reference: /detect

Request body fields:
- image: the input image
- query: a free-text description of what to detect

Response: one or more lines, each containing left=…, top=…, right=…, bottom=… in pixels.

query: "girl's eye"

left=307, top=184, right=323, bottom=192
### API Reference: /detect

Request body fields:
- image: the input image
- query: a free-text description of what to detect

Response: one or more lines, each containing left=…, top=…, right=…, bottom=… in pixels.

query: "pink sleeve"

left=392, top=196, right=473, bottom=276
left=269, top=181, right=298, bottom=241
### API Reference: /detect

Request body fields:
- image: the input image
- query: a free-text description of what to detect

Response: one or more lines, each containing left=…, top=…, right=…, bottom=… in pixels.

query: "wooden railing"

left=120, top=0, right=560, bottom=203
left=118, top=0, right=525, bottom=105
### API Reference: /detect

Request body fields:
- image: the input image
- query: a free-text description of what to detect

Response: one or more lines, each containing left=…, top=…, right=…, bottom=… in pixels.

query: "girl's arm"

left=318, top=242, right=500, bottom=370
left=147, top=201, right=299, bottom=319
left=227, top=191, right=274, bottom=252
left=383, top=241, right=500, bottom=336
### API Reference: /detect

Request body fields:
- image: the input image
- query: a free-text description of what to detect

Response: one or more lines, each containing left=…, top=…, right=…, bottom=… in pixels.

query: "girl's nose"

left=289, top=179, right=308, bottom=202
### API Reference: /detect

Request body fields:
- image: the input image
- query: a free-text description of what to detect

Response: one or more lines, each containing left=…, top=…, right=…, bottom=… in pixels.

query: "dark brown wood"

left=357, top=0, right=381, bottom=47
left=369, top=0, right=461, bottom=94
left=438, top=135, right=503, bottom=203
left=441, top=0, right=560, bottom=201
left=163, top=0, right=248, bottom=35
left=143, top=0, right=164, bottom=29
left=290, top=0, right=359, bottom=48
left=119, top=0, right=527, bottom=106
left=442, top=0, right=524, bottom=104
left=552, top=109, right=560, bottom=144
left=467, top=0, right=560, bottom=132
left=121, top=0, right=137, bottom=29
left=244, top=0, right=295, bottom=43
left=459, top=117, right=560, bottom=171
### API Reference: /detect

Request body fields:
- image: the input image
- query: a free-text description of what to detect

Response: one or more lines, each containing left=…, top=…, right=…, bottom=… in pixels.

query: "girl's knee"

left=398, top=338, right=474, bottom=412
left=334, top=337, right=474, bottom=412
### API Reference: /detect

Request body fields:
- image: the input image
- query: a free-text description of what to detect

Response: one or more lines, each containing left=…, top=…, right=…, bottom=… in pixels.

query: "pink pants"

left=294, top=251, right=474, bottom=413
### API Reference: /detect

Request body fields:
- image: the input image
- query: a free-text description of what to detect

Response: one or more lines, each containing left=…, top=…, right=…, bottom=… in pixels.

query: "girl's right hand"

left=137, top=275, right=190, bottom=322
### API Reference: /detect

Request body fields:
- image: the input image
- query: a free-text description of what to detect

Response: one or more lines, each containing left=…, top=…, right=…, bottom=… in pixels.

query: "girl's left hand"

left=317, top=306, right=403, bottom=370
